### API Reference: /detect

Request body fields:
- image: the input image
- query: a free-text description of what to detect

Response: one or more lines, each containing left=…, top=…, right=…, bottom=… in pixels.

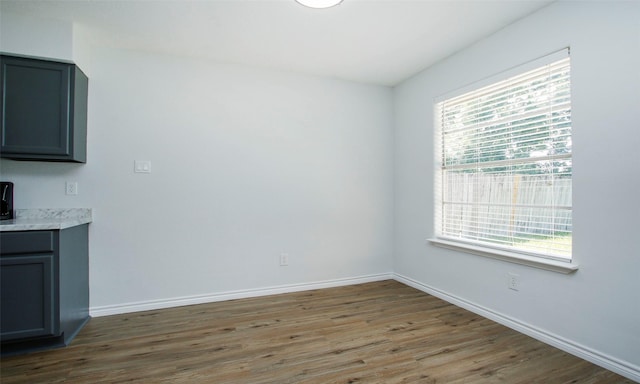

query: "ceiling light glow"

left=295, top=0, right=343, bottom=9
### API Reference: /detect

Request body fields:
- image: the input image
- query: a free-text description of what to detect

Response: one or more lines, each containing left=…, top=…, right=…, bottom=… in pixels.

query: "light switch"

left=134, top=160, right=152, bottom=173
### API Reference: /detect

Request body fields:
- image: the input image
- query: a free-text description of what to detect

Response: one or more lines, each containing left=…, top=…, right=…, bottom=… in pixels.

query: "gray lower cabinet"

left=0, top=54, right=88, bottom=163
left=1, top=254, right=57, bottom=340
left=0, top=225, right=89, bottom=355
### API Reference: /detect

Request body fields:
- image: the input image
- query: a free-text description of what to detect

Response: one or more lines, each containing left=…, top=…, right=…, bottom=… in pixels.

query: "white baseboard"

left=393, top=273, right=640, bottom=383
left=89, top=273, right=393, bottom=318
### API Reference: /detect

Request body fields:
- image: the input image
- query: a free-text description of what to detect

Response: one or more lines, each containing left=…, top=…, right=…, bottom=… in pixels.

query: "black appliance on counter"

left=1, top=182, right=14, bottom=220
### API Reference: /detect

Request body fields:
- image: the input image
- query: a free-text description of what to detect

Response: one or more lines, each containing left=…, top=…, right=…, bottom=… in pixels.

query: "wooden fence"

left=443, top=173, right=572, bottom=239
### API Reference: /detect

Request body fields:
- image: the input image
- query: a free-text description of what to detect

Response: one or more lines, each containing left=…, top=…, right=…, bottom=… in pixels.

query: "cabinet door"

left=0, top=56, right=71, bottom=158
left=0, top=254, right=58, bottom=341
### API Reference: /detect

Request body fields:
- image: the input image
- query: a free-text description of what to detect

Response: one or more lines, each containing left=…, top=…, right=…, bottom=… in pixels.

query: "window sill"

left=428, top=238, right=579, bottom=274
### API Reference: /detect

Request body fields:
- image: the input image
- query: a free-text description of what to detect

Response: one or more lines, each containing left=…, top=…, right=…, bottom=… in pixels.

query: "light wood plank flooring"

left=0, top=280, right=633, bottom=383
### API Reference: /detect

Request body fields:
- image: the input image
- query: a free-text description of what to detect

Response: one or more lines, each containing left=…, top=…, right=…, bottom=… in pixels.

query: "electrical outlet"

left=65, top=181, right=78, bottom=195
left=280, top=253, right=289, bottom=266
left=507, top=273, right=520, bottom=291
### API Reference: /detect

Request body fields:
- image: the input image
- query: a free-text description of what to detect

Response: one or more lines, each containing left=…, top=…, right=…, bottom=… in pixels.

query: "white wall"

left=394, top=0, right=640, bottom=378
left=0, top=12, right=73, bottom=61
left=0, top=14, right=394, bottom=313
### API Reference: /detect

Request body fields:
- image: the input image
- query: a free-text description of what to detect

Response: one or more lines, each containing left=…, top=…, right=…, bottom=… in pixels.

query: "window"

left=434, top=50, right=573, bottom=267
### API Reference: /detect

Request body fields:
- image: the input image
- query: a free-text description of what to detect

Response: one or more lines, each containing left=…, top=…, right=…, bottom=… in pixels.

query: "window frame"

left=429, top=49, right=578, bottom=274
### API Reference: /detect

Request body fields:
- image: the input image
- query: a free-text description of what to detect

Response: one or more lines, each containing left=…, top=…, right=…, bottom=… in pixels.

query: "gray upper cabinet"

left=0, top=55, right=88, bottom=163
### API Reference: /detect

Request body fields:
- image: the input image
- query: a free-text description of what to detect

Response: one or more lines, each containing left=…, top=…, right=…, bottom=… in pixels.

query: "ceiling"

left=1, top=0, right=555, bottom=86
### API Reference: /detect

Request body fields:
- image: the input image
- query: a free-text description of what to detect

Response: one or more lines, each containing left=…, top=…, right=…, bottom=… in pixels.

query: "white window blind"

left=435, top=51, right=572, bottom=261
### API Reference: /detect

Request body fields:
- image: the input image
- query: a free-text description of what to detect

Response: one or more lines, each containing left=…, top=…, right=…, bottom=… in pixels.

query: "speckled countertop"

left=0, top=208, right=92, bottom=231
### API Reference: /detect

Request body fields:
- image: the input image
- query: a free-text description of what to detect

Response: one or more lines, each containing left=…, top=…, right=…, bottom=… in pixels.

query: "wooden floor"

left=0, top=280, right=632, bottom=383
